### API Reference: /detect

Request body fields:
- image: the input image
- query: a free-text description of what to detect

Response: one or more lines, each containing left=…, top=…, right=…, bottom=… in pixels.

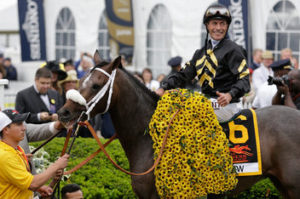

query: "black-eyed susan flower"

left=149, top=89, right=238, bottom=197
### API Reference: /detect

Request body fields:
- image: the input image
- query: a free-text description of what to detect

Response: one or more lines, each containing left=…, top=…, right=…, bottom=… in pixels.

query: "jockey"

left=157, top=3, right=250, bottom=122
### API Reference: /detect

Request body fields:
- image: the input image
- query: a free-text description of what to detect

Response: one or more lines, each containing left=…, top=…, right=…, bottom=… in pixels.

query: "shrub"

left=31, top=137, right=136, bottom=199
left=231, top=178, right=281, bottom=199
left=31, top=137, right=281, bottom=199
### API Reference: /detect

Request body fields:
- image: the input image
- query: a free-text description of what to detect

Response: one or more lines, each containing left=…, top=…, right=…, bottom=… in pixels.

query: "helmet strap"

left=204, top=31, right=209, bottom=56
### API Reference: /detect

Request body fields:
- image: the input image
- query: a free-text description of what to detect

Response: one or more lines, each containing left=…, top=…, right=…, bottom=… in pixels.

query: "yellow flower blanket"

left=149, top=89, right=238, bottom=198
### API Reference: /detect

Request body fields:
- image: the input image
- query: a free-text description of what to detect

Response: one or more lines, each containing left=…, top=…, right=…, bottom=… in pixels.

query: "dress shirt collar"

left=208, top=36, right=221, bottom=49
left=34, top=83, right=47, bottom=96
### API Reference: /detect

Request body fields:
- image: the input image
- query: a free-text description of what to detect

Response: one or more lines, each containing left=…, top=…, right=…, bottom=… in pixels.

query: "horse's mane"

left=120, top=67, right=160, bottom=103
left=93, top=61, right=160, bottom=103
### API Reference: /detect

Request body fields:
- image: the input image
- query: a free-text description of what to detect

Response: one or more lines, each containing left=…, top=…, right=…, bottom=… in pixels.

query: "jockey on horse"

left=156, top=3, right=250, bottom=123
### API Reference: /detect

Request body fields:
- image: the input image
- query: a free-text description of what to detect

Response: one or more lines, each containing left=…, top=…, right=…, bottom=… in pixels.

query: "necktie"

left=38, top=92, right=47, bottom=96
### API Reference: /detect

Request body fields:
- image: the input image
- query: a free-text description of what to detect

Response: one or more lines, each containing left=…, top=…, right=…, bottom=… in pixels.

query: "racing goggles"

left=205, top=7, right=230, bottom=18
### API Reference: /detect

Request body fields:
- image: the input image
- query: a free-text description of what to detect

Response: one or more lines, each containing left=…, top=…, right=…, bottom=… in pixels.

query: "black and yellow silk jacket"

left=161, top=38, right=250, bottom=103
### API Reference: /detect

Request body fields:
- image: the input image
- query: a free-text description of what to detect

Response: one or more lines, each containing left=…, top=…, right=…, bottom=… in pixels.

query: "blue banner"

left=18, top=0, right=47, bottom=61
left=218, top=0, right=249, bottom=53
left=105, top=0, right=134, bottom=63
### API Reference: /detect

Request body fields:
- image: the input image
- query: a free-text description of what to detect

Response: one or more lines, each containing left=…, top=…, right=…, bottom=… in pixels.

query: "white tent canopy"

left=0, top=0, right=18, bottom=31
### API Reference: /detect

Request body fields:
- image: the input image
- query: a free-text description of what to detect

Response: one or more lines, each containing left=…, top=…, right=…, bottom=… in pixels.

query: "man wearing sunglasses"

left=157, top=3, right=250, bottom=122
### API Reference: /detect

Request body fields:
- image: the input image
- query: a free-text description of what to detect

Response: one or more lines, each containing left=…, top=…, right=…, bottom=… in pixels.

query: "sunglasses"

left=205, top=7, right=230, bottom=17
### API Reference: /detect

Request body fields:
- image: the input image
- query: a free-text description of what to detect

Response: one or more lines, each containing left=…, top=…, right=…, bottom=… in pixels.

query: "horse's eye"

left=92, top=84, right=100, bottom=90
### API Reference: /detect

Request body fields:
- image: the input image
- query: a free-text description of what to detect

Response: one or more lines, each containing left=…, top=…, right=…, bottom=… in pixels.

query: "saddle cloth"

left=220, top=109, right=262, bottom=176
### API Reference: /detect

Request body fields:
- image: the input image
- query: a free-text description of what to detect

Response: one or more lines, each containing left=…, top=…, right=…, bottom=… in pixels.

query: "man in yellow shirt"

left=0, top=109, right=69, bottom=199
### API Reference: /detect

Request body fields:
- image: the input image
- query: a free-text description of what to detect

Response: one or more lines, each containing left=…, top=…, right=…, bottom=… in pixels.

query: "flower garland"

left=149, top=89, right=238, bottom=198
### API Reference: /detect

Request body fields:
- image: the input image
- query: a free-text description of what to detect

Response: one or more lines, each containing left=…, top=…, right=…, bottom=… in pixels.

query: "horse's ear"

left=94, top=50, right=102, bottom=65
left=111, top=56, right=122, bottom=70
left=119, top=61, right=124, bottom=69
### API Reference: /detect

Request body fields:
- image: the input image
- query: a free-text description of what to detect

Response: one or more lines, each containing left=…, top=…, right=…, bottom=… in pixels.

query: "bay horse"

left=58, top=51, right=300, bottom=199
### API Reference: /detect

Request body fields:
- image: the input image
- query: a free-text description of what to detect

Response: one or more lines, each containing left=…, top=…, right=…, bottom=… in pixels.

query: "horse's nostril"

left=63, top=109, right=70, bottom=117
left=58, top=108, right=70, bottom=118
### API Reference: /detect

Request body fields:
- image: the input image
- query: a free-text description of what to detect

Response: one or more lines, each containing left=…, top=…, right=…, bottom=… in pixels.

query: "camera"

left=268, top=75, right=290, bottom=86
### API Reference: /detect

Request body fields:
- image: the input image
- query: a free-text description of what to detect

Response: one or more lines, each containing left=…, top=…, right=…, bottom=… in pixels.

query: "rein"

left=30, top=131, right=62, bottom=155
left=70, top=107, right=179, bottom=176
left=54, top=105, right=180, bottom=177
left=61, top=123, right=117, bottom=175
left=64, top=69, right=181, bottom=175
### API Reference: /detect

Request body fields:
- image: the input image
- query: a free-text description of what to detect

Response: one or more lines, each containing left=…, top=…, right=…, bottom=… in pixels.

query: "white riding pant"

left=209, top=98, right=241, bottom=123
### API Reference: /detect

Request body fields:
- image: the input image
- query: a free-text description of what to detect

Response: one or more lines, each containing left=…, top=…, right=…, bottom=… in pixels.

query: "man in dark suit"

left=15, top=67, right=63, bottom=124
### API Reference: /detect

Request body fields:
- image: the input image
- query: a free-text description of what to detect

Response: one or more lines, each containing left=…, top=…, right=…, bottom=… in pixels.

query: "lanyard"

left=17, top=146, right=31, bottom=172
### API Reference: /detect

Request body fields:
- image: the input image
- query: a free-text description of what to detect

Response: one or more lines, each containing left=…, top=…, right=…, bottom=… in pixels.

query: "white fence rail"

left=4, top=92, right=16, bottom=109
left=0, top=79, right=9, bottom=109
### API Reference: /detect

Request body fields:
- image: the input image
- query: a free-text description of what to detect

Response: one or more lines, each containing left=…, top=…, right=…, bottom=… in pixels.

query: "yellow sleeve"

left=0, top=152, right=34, bottom=190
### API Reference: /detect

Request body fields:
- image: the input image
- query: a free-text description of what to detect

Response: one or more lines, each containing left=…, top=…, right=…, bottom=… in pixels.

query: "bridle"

left=66, top=68, right=117, bottom=119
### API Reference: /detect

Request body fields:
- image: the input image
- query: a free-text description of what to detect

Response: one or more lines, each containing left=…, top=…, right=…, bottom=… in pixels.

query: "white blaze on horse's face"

left=82, top=74, right=92, bottom=90
left=76, top=67, right=117, bottom=118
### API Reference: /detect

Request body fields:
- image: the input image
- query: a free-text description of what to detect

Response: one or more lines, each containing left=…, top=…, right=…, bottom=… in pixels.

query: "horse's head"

left=58, top=50, right=122, bottom=128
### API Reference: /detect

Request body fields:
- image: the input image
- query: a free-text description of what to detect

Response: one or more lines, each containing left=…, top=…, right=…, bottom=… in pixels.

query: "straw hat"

left=262, top=50, right=273, bottom=59
left=58, top=70, right=79, bottom=87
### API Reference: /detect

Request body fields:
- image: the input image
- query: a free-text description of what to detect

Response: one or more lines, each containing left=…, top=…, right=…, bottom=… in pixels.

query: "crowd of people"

left=248, top=48, right=300, bottom=110
left=0, top=53, right=17, bottom=81
left=1, top=2, right=300, bottom=198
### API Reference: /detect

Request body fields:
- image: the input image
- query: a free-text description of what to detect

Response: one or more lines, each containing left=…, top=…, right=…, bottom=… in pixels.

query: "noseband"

left=66, top=68, right=117, bottom=119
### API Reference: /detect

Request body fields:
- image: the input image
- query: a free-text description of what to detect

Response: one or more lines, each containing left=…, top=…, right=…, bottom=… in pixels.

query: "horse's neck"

left=109, top=75, right=156, bottom=166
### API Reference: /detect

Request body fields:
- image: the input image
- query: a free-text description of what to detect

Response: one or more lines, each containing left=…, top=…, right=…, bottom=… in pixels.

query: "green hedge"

left=31, top=138, right=281, bottom=199
left=31, top=137, right=136, bottom=199
left=231, top=178, right=281, bottom=199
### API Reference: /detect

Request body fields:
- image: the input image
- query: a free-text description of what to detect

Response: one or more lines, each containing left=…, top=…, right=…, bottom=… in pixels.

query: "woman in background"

left=142, top=68, right=159, bottom=91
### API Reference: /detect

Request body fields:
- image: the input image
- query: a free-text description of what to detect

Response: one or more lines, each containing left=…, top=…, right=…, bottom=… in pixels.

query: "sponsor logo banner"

left=219, top=0, right=249, bottom=51
left=105, top=0, right=134, bottom=60
left=18, top=0, right=47, bottom=61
